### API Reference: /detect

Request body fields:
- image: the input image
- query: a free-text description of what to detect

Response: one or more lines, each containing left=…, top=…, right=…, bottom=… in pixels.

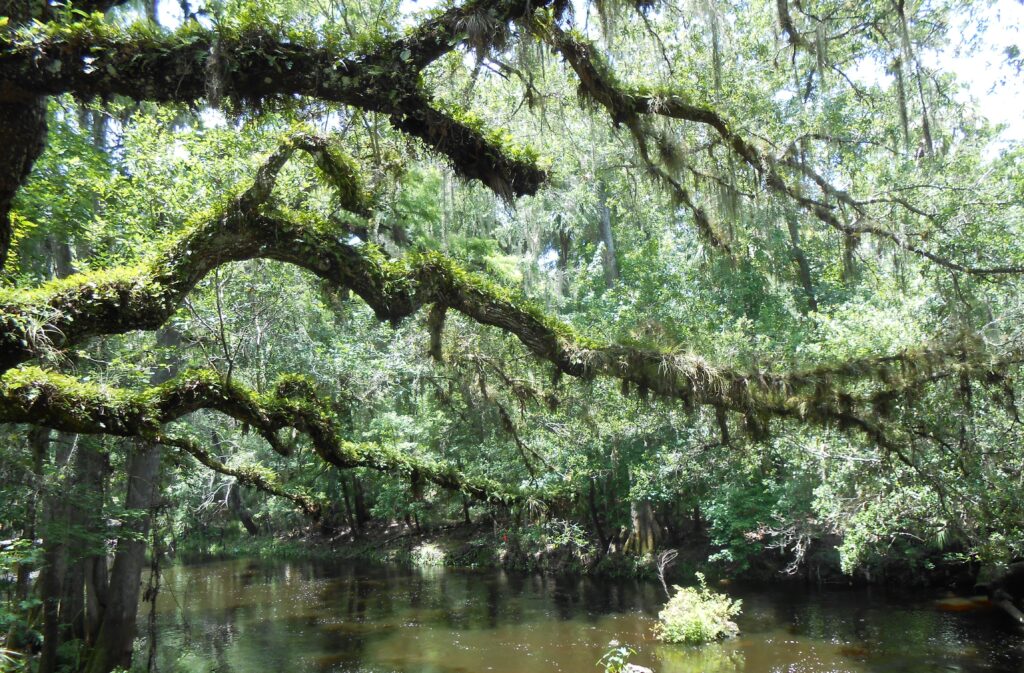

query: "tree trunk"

left=353, top=478, right=369, bottom=528
left=46, top=234, right=75, bottom=280
left=624, top=500, right=661, bottom=555
left=842, top=232, right=860, bottom=283
left=84, top=551, right=109, bottom=646
left=597, top=180, right=619, bottom=288
left=58, top=550, right=85, bottom=643
left=785, top=209, right=818, bottom=312
left=57, top=437, right=107, bottom=644
left=38, top=434, right=72, bottom=673
left=0, top=98, right=47, bottom=272
left=15, top=427, right=48, bottom=603
left=86, top=328, right=180, bottom=673
left=81, top=442, right=110, bottom=645
left=85, top=441, right=161, bottom=673
left=892, top=58, right=911, bottom=154
left=0, top=1, right=50, bottom=272
left=339, top=474, right=358, bottom=535
left=226, top=481, right=260, bottom=536
left=587, top=477, right=609, bottom=554
left=55, top=448, right=86, bottom=644
left=555, top=214, right=572, bottom=297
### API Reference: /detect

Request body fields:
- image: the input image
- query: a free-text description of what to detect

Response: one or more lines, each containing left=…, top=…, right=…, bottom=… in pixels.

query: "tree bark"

left=226, top=480, right=260, bottom=536
left=339, top=474, right=358, bottom=535
left=587, top=477, right=609, bottom=554
left=84, top=440, right=161, bottom=673
left=85, top=328, right=180, bottom=673
left=556, top=223, right=572, bottom=297
left=785, top=209, right=818, bottom=313
left=15, top=426, right=48, bottom=603
left=597, top=180, right=620, bottom=288
left=58, top=546, right=85, bottom=643
left=38, top=434, right=71, bottom=673
left=0, top=1, right=50, bottom=272
left=624, top=500, right=660, bottom=555
left=57, top=438, right=103, bottom=644
left=0, top=96, right=46, bottom=273
left=353, top=478, right=370, bottom=529
left=80, top=446, right=110, bottom=646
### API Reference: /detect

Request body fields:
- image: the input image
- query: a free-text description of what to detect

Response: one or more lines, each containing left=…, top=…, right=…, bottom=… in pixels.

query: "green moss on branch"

left=0, top=365, right=515, bottom=504
left=0, top=0, right=548, bottom=198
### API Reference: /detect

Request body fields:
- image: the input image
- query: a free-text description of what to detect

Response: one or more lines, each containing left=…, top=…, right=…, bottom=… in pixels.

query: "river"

left=144, top=558, right=1024, bottom=672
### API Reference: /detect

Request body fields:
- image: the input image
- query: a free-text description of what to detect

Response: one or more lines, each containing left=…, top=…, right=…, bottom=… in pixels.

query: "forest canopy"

left=1, top=0, right=1023, bottom=669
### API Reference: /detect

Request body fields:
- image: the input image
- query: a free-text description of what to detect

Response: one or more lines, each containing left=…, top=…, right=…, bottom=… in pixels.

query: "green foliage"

left=654, top=574, right=742, bottom=645
left=410, top=542, right=447, bottom=567
left=597, top=641, right=636, bottom=673
left=2, top=1, right=1024, bottom=655
left=704, top=478, right=782, bottom=573
left=500, top=519, right=596, bottom=573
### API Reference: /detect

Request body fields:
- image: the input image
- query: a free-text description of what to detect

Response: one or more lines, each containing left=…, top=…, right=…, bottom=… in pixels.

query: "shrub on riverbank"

left=654, top=573, right=741, bottom=644
left=411, top=542, right=447, bottom=567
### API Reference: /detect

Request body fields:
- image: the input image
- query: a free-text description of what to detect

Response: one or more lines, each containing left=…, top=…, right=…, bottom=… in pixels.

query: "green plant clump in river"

left=654, top=573, right=742, bottom=645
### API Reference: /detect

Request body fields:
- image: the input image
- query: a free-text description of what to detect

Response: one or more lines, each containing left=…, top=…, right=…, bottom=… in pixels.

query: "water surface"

left=147, top=558, right=1024, bottom=672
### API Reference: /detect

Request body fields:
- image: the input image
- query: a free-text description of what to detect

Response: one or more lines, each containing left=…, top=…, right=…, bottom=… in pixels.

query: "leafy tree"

left=1, top=0, right=1023, bottom=670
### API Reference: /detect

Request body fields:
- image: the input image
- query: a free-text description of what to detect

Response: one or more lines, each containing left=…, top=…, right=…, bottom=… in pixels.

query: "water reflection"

left=147, top=559, right=1024, bottom=673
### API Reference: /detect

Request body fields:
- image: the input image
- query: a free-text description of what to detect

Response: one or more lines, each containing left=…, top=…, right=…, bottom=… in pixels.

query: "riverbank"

left=174, top=521, right=701, bottom=579
left=170, top=520, right=978, bottom=591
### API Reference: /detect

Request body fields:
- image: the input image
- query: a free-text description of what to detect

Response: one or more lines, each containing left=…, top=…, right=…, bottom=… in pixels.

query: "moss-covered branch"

left=1, top=195, right=1010, bottom=449
left=0, top=128, right=1013, bottom=454
left=537, top=21, right=1024, bottom=275
left=159, top=433, right=323, bottom=518
left=0, top=132, right=371, bottom=371
left=0, top=0, right=547, bottom=198
left=0, top=366, right=514, bottom=503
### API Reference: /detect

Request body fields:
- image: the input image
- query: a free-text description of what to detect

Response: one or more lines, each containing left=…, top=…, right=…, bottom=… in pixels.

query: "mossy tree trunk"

left=0, top=0, right=49, bottom=272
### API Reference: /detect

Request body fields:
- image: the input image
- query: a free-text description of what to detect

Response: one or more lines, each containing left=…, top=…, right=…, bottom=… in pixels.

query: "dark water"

left=146, top=558, right=1024, bottom=673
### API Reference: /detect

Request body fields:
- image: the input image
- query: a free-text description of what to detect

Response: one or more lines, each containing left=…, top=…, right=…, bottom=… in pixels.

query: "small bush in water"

left=654, top=573, right=741, bottom=644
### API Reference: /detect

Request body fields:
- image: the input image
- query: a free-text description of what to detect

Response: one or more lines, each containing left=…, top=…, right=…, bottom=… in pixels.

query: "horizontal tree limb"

left=0, top=132, right=1012, bottom=467
left=160, top=432, right=323, bottom=518
left=0, top=0, right=547, bottom=197
left=0, top=365, right=513, bottom=503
